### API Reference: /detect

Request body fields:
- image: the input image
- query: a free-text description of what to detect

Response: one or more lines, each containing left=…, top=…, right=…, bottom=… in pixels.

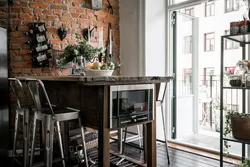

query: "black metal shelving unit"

left=220, top=32, right=250, bottom=167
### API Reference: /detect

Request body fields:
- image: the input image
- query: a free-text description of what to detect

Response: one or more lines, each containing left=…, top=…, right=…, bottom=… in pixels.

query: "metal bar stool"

left=123, top=82, right=170, bottom=164
left=26, top=78, right=88, bottom=167
left=9, top=78, right=30, bottom=167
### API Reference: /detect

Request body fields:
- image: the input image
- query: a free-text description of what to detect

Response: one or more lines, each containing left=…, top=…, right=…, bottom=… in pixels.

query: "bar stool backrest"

left=9, top=78, right=29, bottom=109
left=26, top=78, right=55, bottom=115
left=157, top=82, right=167, bottom=103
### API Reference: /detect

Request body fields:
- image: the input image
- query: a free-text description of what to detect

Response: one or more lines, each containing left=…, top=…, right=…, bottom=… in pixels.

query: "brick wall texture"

left=0, top=0, right=120, bottom=77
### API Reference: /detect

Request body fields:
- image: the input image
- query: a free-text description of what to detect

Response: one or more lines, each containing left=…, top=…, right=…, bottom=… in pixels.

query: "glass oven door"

left=109, top=84, right=155, bottom=129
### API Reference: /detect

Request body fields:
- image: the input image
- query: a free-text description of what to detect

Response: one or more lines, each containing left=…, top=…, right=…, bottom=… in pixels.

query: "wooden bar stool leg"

left=78, top=117, right=88, bottom=167
left=30, top=114, right=37, bottom=167
left=56, top=121, right=65, bottom=167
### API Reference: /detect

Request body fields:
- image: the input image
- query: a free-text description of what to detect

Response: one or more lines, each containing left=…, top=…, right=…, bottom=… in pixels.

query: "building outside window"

left=225, top=30, right=239, bottom=49
left=184, top=36, right=192, bottom=54
left=204, top=33, right=215, bottom=51
left=225, top=0, right=239, bottom=12
left=184, top=8, right=194, bottom=21
left=205, top=2, right=215, bottom=17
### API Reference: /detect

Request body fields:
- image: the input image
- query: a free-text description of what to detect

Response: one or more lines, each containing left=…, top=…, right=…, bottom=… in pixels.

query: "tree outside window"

left=205, top=2, right=215, bottom=17
left=184, top=36, right=192, bottom=54
left=225, top=30, right=239, bottom=49
left=225, top=0, right=239, bottom=12
left=204, top=33, right=215, bottom=51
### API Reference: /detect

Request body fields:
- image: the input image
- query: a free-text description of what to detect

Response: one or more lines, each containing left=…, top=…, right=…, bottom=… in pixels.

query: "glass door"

left=172, top=10, right=199, bottom=139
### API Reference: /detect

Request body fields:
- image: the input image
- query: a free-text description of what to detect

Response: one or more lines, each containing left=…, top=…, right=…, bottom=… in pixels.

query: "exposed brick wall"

left=0, top=0, right=120, bottom=77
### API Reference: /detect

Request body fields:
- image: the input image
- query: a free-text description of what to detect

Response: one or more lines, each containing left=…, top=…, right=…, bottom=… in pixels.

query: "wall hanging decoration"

left=57, top=24, right=67, bottom=41
left=91, top=0, right=102, bottom=10
left=107, top=0, right=113, bottom=14
left=82, top=26, right=96, bottom=42
left=25, top=22, right=52, bottom=67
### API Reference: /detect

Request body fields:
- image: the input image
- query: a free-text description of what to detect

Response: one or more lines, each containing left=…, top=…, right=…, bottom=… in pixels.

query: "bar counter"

left=17, top=76, right=173, bottom=167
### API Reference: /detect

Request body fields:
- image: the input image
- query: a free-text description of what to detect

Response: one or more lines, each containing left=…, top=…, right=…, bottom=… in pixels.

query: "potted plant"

left=58, top=34, right=104, bottom=66
left=213, top=98, right=230, bottom=132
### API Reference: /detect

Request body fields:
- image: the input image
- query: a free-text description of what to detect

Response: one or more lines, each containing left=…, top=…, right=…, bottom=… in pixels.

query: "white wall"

left=145, top=0, right=167, bottom=76
left=119, top=0, right=140, bottom=76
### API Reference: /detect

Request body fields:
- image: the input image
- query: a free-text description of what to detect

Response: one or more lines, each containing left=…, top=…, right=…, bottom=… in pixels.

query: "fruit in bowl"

left=84, top=62, right=117, bottom=76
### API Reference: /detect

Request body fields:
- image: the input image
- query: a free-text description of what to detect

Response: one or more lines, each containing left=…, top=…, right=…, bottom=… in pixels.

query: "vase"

left=70, top=56, right=86, bottom=75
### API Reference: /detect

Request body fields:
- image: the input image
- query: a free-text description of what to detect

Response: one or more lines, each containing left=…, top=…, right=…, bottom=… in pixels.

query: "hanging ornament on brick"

left=91, top=0, right=102, bottom=10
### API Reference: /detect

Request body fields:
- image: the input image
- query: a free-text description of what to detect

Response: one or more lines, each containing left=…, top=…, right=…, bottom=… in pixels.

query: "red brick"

left=72, top=23, right=79, bottom=28
left=47, top=28, right=58, bottom=33
left=23, top=55, right=31, bottom=61
left=0, top=8, right=8, bottom=13
left=22, top=68, right=32, bottom=73
left=11, top=56, right=22, bottom=61
left=52, top=45, right=61, bottom=50
left=69, top=7, right=77, bottom=13
left=34, top=8, right=43, bottom=14
left=13, top=2, right=28, bottom=7
left=32, top=68, right=42, bottom=74
left=47, top=15, right=58, bottom=21
left=62, top=12, right=71, bottom=17
left=86, top=9, right=93, bottom=15
left=54, top=10, right=62, bottom=16
left=44, top=0, right=53, bottom=3
left=43, top=9, right=53, bottom=15
left=10, top=13, right=18, bottom=19
left=0, top=13, right=7, bottom=19
left=22, top=8, right=32, bottom=13
left=11, top=44, right=21, bottom=49
left=72, top=13, right=80, bottom=18
left=19, top=13, right=33, bottom=19
left=94, top=11, right=107, bottom=17
left=11, top=32, right=23, bottom=37
left=11, top=62, right=32, bottom=68
left=10, top=38, right=28, bottom=44
left=68, top=39, right=77, bottom=44
left=39, top=15, right=47, bottom=21
left=11, top=68, right=22, bottom=74
left=60, top=17, right=75, bottom=23
left=54, top=0, right=62, bottom=4
left=11, top=8, right=21, bottom=13
left=20, top=50, right=30, bottom=55
left=77, top=8, right=85, bottom=13
left=80, top=14, right=88, bottom=19
left=30, top=2, right=49, bottom=8
left=51, top=5, right=67, bottom=10
left=72, top=2, right=80, bottom=7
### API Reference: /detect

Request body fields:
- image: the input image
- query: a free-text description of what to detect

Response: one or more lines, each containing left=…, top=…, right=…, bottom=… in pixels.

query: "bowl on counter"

left=84, top=69, right=114, bottom=76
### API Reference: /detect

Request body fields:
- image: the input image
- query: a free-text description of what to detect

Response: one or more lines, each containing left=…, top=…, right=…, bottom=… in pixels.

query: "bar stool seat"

left=26, top=78, right=89, bottom=167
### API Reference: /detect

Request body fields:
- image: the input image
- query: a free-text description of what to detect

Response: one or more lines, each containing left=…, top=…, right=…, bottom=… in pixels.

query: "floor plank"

left=110, top=142, right=234, bottom=167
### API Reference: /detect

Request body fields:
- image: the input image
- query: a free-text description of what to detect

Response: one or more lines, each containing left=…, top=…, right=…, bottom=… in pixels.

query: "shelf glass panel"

left=222, top=33, right=250, bottom=44
left=223, top=136, right=250, bottom=144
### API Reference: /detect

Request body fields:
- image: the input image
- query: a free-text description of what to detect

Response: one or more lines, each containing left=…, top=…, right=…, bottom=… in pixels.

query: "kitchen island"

left=17, top=76, right=173, bottom=167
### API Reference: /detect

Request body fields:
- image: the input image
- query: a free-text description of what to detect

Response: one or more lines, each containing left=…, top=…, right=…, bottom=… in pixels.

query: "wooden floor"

left=110, top=142, right=234, bottom=167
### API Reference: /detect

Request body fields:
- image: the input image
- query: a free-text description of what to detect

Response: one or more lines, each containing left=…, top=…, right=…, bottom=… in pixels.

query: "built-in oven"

left=109, top=84, right=155, bottom=129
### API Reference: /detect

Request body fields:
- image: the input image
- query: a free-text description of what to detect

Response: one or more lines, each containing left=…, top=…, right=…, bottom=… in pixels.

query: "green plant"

left=224, top=111, right=250, bottom=153
left=60, top=33, right=104, bottom=65
left=235, top=159, right=250, bottom=167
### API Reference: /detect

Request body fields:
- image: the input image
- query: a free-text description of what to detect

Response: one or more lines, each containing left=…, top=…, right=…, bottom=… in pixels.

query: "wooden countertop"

left=17, top=76, right=173, bottom=85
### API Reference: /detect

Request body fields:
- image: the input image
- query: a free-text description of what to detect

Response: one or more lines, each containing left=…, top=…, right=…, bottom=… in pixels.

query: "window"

left=184, top=36, right=192, bottom=54
left=184, top=8, right=194, bottom=21
left=204, top=33, right=215, bottom=51
left=225, top=0, right=239, bottom=12
left=225, top=30, right=239, bottom=49
left=205, top=2, right=215, bottom=17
